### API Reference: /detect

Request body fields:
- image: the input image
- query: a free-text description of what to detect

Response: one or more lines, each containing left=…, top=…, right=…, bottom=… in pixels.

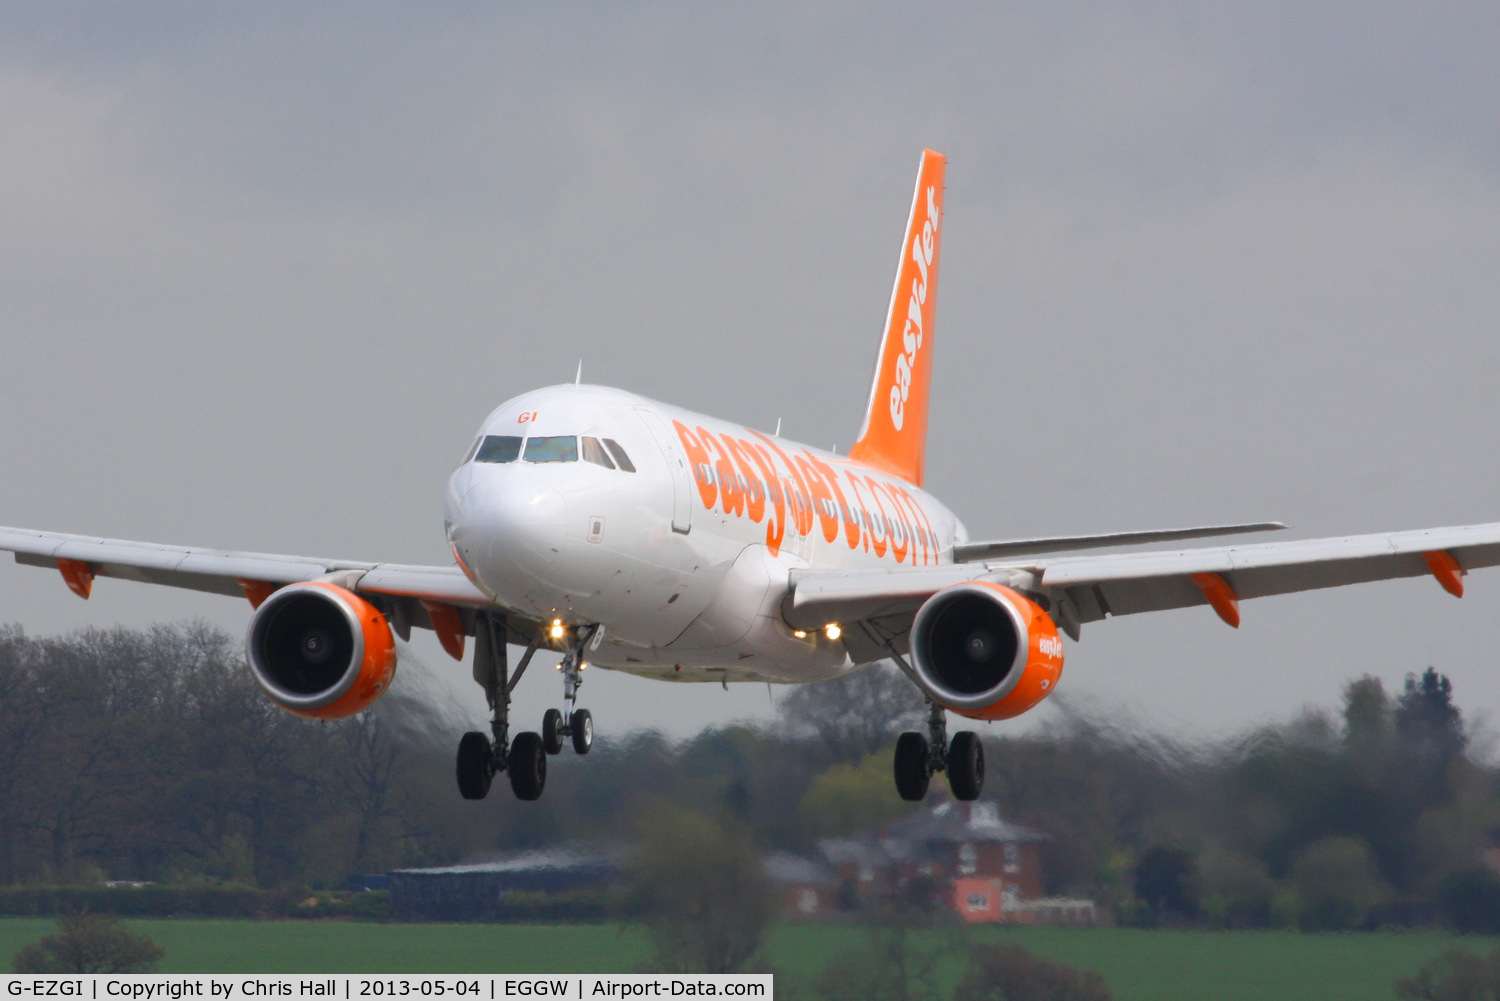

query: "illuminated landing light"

left=825, top=624, right=842, bottom=641
left=579, top=661, right=588, bottom=671
left=793, top=630, right=808, bottom=639
left=550, top=619, right=566, bottom=639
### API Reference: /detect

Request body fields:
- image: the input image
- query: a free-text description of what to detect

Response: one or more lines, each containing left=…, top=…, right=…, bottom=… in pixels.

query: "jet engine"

left=246, top=581, right=397, bottom=719
left=908, top=581, right=1063, bottom=720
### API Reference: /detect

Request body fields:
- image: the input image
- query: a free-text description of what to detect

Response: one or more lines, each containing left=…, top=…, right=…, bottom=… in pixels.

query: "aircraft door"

left=633, top=407, right=692, bottom=534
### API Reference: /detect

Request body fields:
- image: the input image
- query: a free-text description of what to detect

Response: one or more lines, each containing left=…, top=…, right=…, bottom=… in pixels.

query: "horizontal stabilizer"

left=953, top=522, right=1287, bottom=563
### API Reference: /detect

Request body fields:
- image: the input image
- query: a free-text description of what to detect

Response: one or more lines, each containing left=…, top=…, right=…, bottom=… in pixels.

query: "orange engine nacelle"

left=245, top=581, right=397, bottom=719
left=909, top=581, right=1064, bottom=720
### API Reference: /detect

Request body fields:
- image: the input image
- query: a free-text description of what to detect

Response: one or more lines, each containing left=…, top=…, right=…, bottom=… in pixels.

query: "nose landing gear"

left=542, top=628, right=596, bottom=756
left=893, top=697, right=985, bottom=802
left=454, top=614, right=601, bottom=801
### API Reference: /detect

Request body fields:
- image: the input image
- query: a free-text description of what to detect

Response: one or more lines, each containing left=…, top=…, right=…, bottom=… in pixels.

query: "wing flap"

left=952, top=521, right=1285, bottom=562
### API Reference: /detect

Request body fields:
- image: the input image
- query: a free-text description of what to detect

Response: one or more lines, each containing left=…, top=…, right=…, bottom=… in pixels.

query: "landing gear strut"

left=893, top=697, right=984, bottom=802
left=543, top=626, right=595, bottom=756
left=455, top=613, right=546, bottom=801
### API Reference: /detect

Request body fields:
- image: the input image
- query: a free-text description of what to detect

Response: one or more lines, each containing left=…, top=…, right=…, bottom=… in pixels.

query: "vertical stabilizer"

left=849, top=149, right=945, bottom=487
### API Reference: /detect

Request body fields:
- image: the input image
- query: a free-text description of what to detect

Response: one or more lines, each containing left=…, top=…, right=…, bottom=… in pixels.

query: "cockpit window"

left=523, top=435, right=578, bottom=462
left=581, top=437, right=615, bottom=469
left=460, top=437, right=482, bottom=465
left=475, top=435, right=523, bottom=463
left=603, top=438, right=636, bottom=473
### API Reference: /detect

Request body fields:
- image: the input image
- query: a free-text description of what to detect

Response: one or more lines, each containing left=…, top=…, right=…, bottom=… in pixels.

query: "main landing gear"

left=455, top=614, right=598, bottom=802
left=894, top=697, right=984, bottom=802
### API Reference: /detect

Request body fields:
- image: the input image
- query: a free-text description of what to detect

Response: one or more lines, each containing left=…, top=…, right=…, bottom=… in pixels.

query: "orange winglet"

left=421, top=599, right=466, bottom=660
left=1190, top=572, right=1240, bottom=628
left=56, top=558, right=94, bottom=600
left=1422, top=550, right=1465, bottom=598
left=236, top=579, right=277, bottom=610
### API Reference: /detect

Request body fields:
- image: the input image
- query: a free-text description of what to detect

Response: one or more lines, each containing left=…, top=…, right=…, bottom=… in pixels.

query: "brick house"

left=771, top=801, right=1074, bottom=924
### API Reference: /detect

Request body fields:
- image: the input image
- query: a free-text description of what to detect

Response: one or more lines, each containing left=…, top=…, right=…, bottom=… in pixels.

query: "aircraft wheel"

left=542, top=708, right=565, bottom=755
left=456, top=731, right=493, bottom=800
left=894, top=731, right=930, bottom=801
left=947, top=731, right=984, bottom=801
left=570, top=709, right=593, bottom=755
left=508, top=732, right=547, bottom=800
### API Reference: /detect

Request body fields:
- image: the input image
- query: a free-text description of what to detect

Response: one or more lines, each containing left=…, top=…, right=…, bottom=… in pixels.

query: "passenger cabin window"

left=603, top=438, right=636, bottom=472
left=581, top=437, right=615, bottom=469
left=475, top=435, right=523, bottom=463
left=523, top=435, right=578, bottom=462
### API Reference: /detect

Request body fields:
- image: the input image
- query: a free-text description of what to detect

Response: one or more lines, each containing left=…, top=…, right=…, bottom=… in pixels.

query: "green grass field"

left=0, top=918, right=1488, bottom=1001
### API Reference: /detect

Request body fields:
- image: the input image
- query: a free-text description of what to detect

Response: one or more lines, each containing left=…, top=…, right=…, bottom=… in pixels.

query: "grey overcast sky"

left=2, top=2, right=1499, bottom=742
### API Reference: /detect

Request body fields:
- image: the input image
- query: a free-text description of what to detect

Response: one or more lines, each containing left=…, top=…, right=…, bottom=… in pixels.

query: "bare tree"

left=779, top=661, right=926, bottom=764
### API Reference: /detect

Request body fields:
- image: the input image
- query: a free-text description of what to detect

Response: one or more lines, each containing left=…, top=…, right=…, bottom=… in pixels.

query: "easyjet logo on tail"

left=849, top=149, right=945, bottom=488
left=892, top=182, right=940, bottom=431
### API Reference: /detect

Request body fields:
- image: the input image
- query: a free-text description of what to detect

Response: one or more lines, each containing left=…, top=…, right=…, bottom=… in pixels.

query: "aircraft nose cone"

left=450, top=483, right=567, bottom=586
left=499, top=487, right=567, bottom=565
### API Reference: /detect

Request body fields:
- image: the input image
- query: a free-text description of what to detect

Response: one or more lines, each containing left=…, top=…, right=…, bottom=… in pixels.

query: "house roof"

left=884, top=801, right=1046, bottom=846
left=764, top=851, right=839, bottom=886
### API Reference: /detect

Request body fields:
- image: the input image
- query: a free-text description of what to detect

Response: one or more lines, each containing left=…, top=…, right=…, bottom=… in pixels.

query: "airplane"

left=5, top=148, right=1500, bottom=805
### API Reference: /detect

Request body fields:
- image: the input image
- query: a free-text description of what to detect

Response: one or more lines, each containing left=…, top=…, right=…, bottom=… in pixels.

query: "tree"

left=954, top=944, right=1111, bottom=1001
left=1396, top=668, right=1465, bottom=763
left=780, top=662, right=926, bottom=764
left=1434, top=868, right=1500, bottom=935
left=624, top=803, right=775, bottom=974
left=1397, top=945, right=1500, bottom=1001
left=1134, top=846, right=1197, bottom=925
left=1288, top=836, right=1385, bottom=931
left=13, top=913, right=163, bottom=973
left=1342, top=675, right=1393, bottom=755
left=799, top=752, right=917, bottom=837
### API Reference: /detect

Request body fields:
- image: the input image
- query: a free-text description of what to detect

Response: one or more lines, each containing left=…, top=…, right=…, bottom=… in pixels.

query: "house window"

left=958, top=843, right=978, bottom=876
left=1004, top=843, right=1020, bottom=874
left=965, top=892, right=990, bottom=912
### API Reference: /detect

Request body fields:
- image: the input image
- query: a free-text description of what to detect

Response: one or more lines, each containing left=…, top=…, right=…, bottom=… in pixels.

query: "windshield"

left=475, top=435, right=523, bottom=463
left=523, top=436, right=578, bottom=462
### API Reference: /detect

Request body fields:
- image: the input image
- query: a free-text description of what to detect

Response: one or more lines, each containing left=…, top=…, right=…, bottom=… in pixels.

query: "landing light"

left=550, top=619, right=565, bottom=639
left=825, top=624, right=842, bottom=641
left=793, top=630, right=807, bottom=639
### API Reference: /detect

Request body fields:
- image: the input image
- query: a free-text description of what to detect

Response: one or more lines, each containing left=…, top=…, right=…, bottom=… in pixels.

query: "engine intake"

left=246, top=581, right=397, bottom=719
left=909, top=581, right=1063, bottom=720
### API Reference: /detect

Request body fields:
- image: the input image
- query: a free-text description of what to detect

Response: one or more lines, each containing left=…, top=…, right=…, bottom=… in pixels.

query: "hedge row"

left=0, top=887, right=391, bottom=920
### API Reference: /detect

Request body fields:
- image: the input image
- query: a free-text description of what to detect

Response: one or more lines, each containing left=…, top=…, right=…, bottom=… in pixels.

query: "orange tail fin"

left=849, top=149, right=945, bottom=487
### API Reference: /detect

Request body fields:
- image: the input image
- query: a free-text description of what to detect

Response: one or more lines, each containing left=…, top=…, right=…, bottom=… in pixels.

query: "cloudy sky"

left=1, top=3, right=1498, bottom=743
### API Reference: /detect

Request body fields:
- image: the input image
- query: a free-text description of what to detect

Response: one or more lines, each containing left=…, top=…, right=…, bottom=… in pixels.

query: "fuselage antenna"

left=774, top=418, right=781, bottom=437
left=575, top=360, right=583, bottom=385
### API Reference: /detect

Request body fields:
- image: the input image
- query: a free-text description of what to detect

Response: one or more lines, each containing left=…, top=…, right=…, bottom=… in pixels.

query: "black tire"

left=947, top=731, right=984, bottom=801
left=508, top=731, right=547, bottom=800
left=456, top=731, right=493, bottom=800
left=570, top=708, right=593, bottom=755
left=894, top=731, right=930, bottom=801
left=542, top=708, right=564, bottom=755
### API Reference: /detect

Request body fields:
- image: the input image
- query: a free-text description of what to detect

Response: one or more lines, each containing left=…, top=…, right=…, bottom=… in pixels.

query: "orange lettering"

left=744, top=442, right=786, bottom=556
left=674, top=421, right=716, bottom=511
left=722, top=436, right=766, bottom=524
left=700, top=427, right=744, bottom=517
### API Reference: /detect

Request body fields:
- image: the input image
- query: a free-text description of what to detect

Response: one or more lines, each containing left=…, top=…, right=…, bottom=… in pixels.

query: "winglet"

left=57, top=558, right=93, bottom=599
left=849, top=149, right=946, bottom=487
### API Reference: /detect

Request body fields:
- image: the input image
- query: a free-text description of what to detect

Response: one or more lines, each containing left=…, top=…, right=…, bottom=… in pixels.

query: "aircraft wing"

left=786, top=520, right=1500, bottom=657
left=0, top=524, right=498, bottom=640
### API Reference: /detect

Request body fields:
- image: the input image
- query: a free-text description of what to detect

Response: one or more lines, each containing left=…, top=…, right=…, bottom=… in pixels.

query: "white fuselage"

left=444, top=384, right=967, bottom=684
